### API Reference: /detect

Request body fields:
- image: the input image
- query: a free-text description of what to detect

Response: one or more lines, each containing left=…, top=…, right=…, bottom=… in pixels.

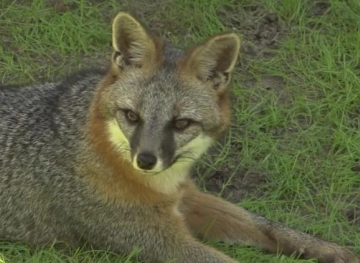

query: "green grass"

left=1, top=0, right=359, bottom=262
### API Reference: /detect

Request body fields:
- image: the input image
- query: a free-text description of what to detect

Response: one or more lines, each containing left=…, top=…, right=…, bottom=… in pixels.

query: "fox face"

left=107, top=68, right=220, bottom=174
left=95, top=13, right=240, bottom=176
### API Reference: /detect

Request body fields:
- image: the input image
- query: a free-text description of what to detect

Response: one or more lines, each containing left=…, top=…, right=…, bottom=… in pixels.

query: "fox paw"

left=316, top=246, right=358, bottom=263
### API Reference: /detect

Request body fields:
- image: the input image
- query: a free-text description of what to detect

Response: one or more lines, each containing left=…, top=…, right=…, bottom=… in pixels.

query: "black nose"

left=136, top=152, right=157, bottom=170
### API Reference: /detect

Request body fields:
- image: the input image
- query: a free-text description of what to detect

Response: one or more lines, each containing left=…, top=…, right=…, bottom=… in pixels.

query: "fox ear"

left=180, top=33, right=240, bottom=92
left=111, top=12, right=160, bottom=69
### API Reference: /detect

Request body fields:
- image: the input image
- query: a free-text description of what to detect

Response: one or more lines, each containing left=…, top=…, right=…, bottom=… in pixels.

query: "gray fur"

left=0, top=71, right=105, bottom=244
left=0, top=44, right=229, bottom=261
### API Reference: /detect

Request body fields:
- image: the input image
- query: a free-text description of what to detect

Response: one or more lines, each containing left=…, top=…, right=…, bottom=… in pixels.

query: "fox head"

left=94, top=13, right=240, bottom=177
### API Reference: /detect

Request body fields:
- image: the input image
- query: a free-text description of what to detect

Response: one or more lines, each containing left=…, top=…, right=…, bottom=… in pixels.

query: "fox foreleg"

left=181, top=184, right=358, bottom=263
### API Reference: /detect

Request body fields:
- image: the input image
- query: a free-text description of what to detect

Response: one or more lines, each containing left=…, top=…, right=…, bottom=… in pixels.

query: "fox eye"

left=174, top=119, right=191, bottom=130
left=124, top=110, right=139, bottom=123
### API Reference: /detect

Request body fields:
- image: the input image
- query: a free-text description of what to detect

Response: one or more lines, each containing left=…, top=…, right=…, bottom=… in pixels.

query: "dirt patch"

left=192, top=133, right=269, bottom=203
left=346, top=207, right=360, bottom=227
left=199, top=168, right=268, bottom=203
left=219, top=5, right=286, bottom=61
left=244, top=76, right=291, bottom=105
left=49, top=0, right=77, bottom=13
left=312, top=2, right=330, bottom=16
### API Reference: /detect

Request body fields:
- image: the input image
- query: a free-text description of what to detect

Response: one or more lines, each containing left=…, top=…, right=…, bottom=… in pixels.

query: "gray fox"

left=0, top=12, right=358, bottom=263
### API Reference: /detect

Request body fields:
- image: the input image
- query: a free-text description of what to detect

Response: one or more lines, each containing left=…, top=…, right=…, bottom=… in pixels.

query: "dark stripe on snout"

left=129, top=120, right=176, bottom=170
left=160, top=123, right=176, bottom=168
left=129, top=121, right=143, bottom=160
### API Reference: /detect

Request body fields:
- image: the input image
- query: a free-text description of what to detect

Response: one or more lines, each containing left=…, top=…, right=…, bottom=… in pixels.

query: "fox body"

left=0, top=13, right=357, bottom=263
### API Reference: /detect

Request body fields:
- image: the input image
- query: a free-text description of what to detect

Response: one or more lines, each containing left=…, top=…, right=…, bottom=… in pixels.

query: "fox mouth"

left=135, top=154, right=183, bottom=176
